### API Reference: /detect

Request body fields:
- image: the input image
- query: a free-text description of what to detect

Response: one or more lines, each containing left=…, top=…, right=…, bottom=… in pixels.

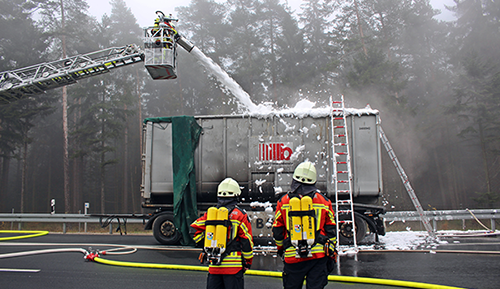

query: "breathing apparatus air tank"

left=204, top=207, right=218, bottom=248
left=289, top=197, right=302, bottom=248
left=288, top=196, right=315, bottom=258
left=203, top=206, right=230, bottom=264
left=301, top=196, right=315, bottom=247
left=214, top=207, right=229, bottom=254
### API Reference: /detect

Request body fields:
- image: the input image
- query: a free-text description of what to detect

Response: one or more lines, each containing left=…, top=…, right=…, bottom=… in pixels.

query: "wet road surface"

left=0, top=233, right=499, bottom=289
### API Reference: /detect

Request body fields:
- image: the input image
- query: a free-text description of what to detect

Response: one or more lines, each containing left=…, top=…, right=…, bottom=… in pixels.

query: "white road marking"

left=0, top=268, right=40, bottom=273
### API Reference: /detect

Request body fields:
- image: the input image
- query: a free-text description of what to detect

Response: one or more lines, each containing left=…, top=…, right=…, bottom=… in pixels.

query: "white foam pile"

left=375, top=231, right=430, bottom=250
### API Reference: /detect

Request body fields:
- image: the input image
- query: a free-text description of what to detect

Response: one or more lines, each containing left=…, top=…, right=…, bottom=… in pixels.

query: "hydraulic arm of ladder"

left=379, top=127, right=436, bottom=239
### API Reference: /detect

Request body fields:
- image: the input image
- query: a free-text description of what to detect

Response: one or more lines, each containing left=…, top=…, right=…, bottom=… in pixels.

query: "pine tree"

left=0, top=0, right=55, bottom=212
left=447, top=0, right=500, bottom=208
left=225, top=0, right=268, bottom=103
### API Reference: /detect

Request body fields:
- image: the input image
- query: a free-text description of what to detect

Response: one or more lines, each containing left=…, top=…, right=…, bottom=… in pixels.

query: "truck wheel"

left=338, top=213, right=367, bottom=245
left=153, top=214, right=182, bottom=245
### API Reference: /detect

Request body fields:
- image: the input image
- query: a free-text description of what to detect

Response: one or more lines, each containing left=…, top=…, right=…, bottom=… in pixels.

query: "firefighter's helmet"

left=217, top=178, right=241, bottom=197
left=293, top=161, right=317, bottom=184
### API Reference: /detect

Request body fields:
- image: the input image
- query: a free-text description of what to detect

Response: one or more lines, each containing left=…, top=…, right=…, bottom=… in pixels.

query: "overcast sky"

left=86, top=0, right=456, bottom=28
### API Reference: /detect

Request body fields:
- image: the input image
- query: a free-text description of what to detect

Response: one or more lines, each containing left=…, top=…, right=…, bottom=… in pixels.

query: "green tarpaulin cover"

left=144, top=116, right=202, bottom=246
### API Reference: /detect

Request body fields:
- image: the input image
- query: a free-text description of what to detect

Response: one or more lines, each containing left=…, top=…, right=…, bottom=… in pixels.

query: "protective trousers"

left=282, top=257, right=329, bottom=289
left=206, top=269, right=244, bottom=289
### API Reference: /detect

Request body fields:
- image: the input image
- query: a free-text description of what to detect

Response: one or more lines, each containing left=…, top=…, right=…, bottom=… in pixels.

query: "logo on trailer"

left=259, top=143, right=293, bottom=161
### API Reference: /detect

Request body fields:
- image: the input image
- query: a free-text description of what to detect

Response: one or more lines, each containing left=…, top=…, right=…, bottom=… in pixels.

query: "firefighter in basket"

left=191, top=178, right=254, bottom=289
left=272, top=161, right=337, bottom=289
left=151, top=11, right=178, bottom=48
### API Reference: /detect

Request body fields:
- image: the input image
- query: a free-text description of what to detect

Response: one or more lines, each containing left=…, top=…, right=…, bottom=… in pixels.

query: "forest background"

left=0, top=0, right=499, bottom=215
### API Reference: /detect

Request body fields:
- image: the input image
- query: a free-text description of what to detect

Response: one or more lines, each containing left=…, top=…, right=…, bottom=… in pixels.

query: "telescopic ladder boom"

left=0, top=44, right=144, bottom=104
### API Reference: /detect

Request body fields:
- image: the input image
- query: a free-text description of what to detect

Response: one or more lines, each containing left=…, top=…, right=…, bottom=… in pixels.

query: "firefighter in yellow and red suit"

left=273, top=161, right=337, bottom=289
left=191, top=178, right=254, bottom=289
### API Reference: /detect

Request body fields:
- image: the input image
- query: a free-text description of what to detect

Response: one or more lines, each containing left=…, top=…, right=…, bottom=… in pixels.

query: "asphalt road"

left=0, top=233, right=499, bottom=289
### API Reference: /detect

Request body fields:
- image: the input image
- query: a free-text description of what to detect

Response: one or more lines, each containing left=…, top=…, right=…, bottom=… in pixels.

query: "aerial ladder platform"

left=0, top=11, right=195, bottom=105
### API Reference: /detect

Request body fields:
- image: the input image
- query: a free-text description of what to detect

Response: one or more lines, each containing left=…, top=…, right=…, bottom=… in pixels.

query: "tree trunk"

left=100, top=118, right=106, bottom=214
left=123, top=104, right=129, bottom=212
left=136, top=67, right=143, bottom=213
left=21, top=139, right=27, bottom=213
left=478, top=119, right=491, bottom=193
left=1, top=157, right=10, bottom=211
left=270, top=15, right=277, bottom=102
left=60, top=0, right=71, bottom=213
left=354, top=0, right=367, bottom=56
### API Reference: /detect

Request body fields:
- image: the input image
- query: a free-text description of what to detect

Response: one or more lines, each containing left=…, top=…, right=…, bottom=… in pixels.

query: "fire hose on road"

left=0, top=230, right=48, bottom=241
left=0, top=230, right=466, bottom=289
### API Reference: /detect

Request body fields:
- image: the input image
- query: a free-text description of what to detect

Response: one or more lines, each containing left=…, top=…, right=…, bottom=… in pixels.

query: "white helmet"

left=293, top=161, right=317, bottom=184
left=217, top=178, right=241, bottom=197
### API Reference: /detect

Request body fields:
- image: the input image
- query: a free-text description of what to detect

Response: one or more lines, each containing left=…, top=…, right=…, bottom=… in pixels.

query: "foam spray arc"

left=189, top=47, right=260, bottom=113
left=188, top=45, right=330, bottom=117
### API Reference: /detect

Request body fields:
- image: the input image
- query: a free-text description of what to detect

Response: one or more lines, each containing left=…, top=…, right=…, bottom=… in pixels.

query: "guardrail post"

left=491, top=219, right=496, bottom=231
left=109, top=223, right=113, bottom=234
left=63, top=222, right=66, bottom=234
left=433, top=219, right=437, bottom=232
left=84, top=203, right=89, bottom=233
left=11, top=208, right=14, bottom=230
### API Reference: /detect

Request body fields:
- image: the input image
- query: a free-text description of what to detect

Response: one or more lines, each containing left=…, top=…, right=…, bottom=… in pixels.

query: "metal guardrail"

left=0, top=213, right=148, bottom=234
left=1, top=209, right=499, bottom=233
left=382, top=209, right=500, bottom=232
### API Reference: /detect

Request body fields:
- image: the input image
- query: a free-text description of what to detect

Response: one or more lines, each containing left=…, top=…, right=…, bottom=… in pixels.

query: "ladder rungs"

left=338, top=200, right=351, bottom=204
left=337, top=210, right=352, bottom=214
left=333, top=96, right=359, bottom=248
left=339, top=220, right=353, bottom=224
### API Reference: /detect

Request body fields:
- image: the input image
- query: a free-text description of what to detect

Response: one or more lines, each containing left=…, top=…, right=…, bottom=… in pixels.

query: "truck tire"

left=338, top=212, right=367, bottom=245
left=153, top=214, right=182, bottom=245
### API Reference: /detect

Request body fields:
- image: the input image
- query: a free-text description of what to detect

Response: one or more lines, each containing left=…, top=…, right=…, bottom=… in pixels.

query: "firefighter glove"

left=244, top=258, right=252, bottom=270
left=316, top=234, right=328, bottom=245
left=277, top=248, right=284, bottom=258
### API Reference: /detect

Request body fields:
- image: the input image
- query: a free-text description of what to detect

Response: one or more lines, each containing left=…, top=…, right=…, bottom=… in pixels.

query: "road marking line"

left=0, top=268, right=40, bottom=273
